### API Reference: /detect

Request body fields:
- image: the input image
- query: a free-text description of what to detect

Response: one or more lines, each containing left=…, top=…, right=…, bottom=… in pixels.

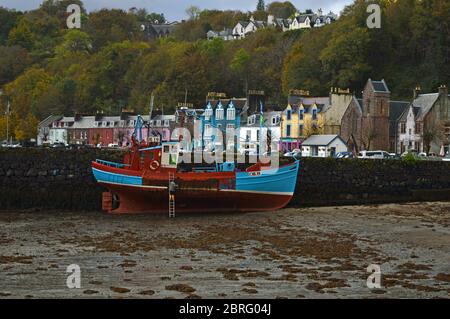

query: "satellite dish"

left=140, top=24, right=146, bottom=31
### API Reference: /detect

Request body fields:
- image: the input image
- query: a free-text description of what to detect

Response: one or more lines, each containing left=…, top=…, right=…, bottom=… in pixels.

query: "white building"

left=397, top=104, right=422, bottom=153
left=301, top=134, right=347, bottom=157
left=37, top=115, right=62, bottom=146
left=239, top=111, right=281, bottom=153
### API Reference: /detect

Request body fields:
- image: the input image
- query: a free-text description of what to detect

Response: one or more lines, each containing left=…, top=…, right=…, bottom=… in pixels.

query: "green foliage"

left=256, top=0, right=266, bottom=12
left=0, top=7, right=22, bottom=45
left=0, top=0, right=447, bottom=127
left=402, top=152, right=418, bottom=165
left=267, top=1, right=297, bottom=19
left=0, top=46, right=31, bottom=86
left=84, top=9, right=142, bottom=51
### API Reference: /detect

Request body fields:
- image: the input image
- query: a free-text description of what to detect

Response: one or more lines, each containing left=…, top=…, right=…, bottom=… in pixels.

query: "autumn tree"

left=267, top=1, right=297, bottom=19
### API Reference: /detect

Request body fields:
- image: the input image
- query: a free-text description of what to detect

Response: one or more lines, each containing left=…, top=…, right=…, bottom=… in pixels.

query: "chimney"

left=438, top=84, right=448, bottom=98
left=317, top=8, right=323, bottom=16
left=267, top=14, right=274, bottom=26
left=413, top=85, right=421, bottom=99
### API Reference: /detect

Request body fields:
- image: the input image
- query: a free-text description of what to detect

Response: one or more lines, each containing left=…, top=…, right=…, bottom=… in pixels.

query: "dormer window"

left=156, top=120, right=161, bottom=126
left=119, top=120, right=125, bottom=127
left=216, top=103, right=224, bottom=120
left=227, top=102, right=235, bottom=120
left=110, top=121, right=115, bottom=127
left=164, top=120, right=169, bottom=127
left=299, top=108, right=304, bottom=120
left=94, top=122, right=99, bottom=127
left=312, top=109, right=318, bottom=120
left=102, top=121, right=107, bottom=127
left=129, top=120, right=135, bottom=127
left=205, top=102, right=213, bottom=120
left=248, top=115, right=256, bottom=125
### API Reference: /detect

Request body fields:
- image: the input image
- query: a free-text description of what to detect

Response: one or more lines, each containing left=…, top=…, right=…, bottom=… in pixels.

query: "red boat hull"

left=99, top=181, right=292, bottom=214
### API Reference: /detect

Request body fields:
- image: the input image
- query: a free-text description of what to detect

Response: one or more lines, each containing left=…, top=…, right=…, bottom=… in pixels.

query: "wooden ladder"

left=168, top=172, right=175, bottom=218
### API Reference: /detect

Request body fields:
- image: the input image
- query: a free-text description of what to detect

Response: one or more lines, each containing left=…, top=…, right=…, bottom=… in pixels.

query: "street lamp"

left=0, top=89, right=10, bottom=145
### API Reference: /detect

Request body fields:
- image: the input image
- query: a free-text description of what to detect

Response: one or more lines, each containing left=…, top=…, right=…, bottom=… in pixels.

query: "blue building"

left=200, top=99, right=247, bottom=151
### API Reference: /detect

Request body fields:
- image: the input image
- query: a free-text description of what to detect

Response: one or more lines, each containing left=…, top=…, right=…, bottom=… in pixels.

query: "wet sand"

left=0, top=202, right=449, bottom=299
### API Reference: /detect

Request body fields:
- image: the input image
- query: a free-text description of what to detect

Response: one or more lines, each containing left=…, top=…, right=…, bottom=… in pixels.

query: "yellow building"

left=280, top=98, right=329, bottom=151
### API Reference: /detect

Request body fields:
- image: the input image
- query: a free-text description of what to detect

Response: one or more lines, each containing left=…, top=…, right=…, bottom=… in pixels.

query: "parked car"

left=442, top=154, right=450, bottom=162
left=51, top=142, right=66, bottom=148
left=357, top=150, right=390, bottom=159
left=334, top=152, right=354, bottom=159
left=107, top=143, right=120, bottom=148
left=9, top=142, right=22, bottom=148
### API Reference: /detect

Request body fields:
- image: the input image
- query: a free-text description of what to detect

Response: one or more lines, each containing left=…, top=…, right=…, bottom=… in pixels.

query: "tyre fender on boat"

left=149, top=160, right=160, bottom=171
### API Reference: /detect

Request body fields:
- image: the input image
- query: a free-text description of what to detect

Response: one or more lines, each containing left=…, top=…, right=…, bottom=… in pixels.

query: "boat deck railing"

left=96, top=159, right=131, bottom=169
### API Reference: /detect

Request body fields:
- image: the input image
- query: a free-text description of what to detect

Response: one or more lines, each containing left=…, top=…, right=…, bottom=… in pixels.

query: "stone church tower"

left=361, top=79, right=391, bottom=151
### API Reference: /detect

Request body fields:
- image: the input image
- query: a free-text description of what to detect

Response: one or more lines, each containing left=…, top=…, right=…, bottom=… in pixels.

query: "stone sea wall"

left=1, top=148, right=450, bottom=211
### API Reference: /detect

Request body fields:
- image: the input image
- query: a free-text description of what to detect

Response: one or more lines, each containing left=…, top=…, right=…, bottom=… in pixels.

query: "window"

left=256, top=130, right=260, bottom=141
left=248, top=116, right=256, bottom=125
left=164, top=120, right=169, bottom=127
left=299, top=109, right=304, bottom=120
left=110, top=121, right=115, bottom=127
left=102, top=121, right=107, bottom=127
left=94, top=122, right=98, bottom=127
left=409, top=129, right=412, bottom=135
left=205, top=108, right=212, bottom=120
left=226, top=124, right=235, bottom=130
left=227, top=107, right=235, bottom=120
left=156, top=120, right=161, bottom=127
left=415, top=122, right=422, bottom=134
left=312, top=109, right=318, bottom=120
left=299, top=124, right=304, bottom=136
left=129, top=120, right=135, bottom=127
left=400, top=123, right=406, bottom=134
left=216, top=106, right=224, bottom=120
left=286, top=125, right=291, bottom=137
left=286, top=110, right=292, bottom=121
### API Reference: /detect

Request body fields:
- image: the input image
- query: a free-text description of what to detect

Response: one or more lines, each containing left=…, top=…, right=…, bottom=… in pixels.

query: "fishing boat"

left=91, top=119, right=300, bottom=215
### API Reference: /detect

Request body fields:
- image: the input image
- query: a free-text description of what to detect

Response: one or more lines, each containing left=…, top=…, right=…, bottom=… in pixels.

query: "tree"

left=8, top=10, right=61, bottom=58
left=0, top=7, right=22, bottom=45
left=85, top=9, right=142, bottom=51
left=186, top=6, right=201, bottom=20
left=256, top=0, right=266, bottom=12
left=267, top=1, right=297, bottom=19
left=0, top=46, right=31, bottom=86
left=230, top=48, right=251, bottom=94
left=14, top=113, right=39, bottom=141
left=147, top=12, right=166, bottom=24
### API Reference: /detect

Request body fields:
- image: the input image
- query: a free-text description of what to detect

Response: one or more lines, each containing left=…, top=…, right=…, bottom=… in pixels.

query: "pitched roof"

left=389, top=100, right=410, bottom=137
left=39, top=115, right=62, bottom=127
left=412, top=93, right=440, bottom=120
left=302, top=134, right=346, bottom=146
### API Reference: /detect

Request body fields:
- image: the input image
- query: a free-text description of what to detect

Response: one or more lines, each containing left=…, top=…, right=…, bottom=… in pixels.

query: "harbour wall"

left=1, top=149, right=450, bottom=211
